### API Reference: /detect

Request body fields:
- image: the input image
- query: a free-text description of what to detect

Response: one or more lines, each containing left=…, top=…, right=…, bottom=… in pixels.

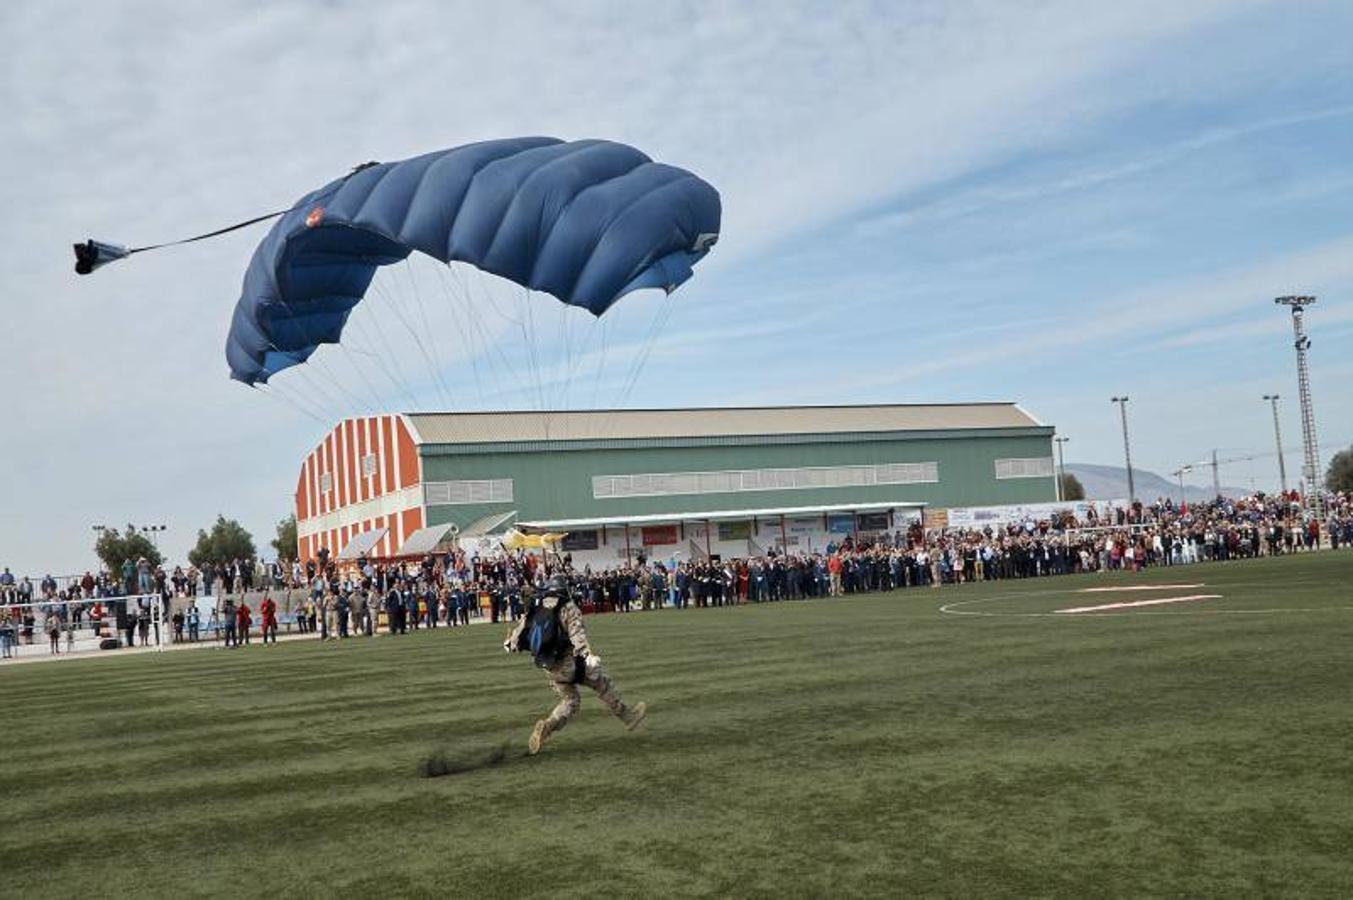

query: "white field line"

left=1077, top=584, right=1203, bottom=593
left=1055, top=594, right=1222, bottom=614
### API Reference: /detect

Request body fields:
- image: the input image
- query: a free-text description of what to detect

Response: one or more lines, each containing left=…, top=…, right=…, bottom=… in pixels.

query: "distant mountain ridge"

left=1064, top=463, right=1245, bottom=502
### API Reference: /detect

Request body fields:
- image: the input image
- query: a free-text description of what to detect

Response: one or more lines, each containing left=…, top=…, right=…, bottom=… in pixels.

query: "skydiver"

left=503, top=575, right=646, bottom=755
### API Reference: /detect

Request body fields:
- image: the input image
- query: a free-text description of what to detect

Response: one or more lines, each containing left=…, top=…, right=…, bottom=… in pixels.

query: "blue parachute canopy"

left=226, top=137, right=721, bottom=385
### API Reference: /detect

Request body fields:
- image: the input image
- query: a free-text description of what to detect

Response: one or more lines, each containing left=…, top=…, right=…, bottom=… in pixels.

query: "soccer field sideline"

left=2, top=552, right=1351, bottom=897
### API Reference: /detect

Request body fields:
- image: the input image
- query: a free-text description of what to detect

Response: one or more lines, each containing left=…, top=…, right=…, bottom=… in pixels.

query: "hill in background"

left=1065, top=463, right=1246, bottom=502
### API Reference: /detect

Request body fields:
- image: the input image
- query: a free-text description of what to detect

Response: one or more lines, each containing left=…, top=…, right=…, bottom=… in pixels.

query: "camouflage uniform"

left=506, top=596, right=645, bottom=752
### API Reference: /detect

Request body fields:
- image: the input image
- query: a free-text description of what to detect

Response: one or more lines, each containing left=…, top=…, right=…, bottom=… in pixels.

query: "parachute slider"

left=73, top=239, right=130, bottom=275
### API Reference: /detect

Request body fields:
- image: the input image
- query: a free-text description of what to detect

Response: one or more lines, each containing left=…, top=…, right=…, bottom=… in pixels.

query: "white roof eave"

left=517, top=500, right=924, bottom=531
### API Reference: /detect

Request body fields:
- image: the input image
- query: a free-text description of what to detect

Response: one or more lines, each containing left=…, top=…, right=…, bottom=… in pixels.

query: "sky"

left=3, top=0, right=1351, bottom=576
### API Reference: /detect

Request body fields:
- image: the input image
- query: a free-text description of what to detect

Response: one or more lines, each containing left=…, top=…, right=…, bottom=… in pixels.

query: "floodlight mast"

left=1275, top=296, right=1322, bottom=522
left=1110, top=397, right=1134, bottom=502
left=1054, top=436, right=1070, bottom=502
left=1262, top=394, right=1287, bottom=494
left=1172, top=465, right=1193, bottom=507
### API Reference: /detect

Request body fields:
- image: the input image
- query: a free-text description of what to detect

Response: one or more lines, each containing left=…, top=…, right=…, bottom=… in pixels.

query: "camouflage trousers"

left=541, top=658, right=630, bottom=737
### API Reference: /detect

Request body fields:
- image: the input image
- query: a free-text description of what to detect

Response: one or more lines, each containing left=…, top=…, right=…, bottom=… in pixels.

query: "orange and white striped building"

left=292, top=404, right=1055, bottom=567
left=294, top=415, right=425, bottom=562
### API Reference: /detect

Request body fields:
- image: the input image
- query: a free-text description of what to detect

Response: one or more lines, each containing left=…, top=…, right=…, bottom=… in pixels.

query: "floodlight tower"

left=1054, top=436, right=1070, bottom=502
left=1171, top=465, right=1193, bottom=507
left=1275, top=296, right=1322, bottom=522
left=1110, top=396, right=1135, bottom=502
left=1262, top=394, right=1287, bottom=494
left=139, top=523, right=167, bottom=551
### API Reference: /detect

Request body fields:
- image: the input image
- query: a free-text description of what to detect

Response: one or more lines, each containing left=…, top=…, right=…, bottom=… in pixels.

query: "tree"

left=1326, top=446, right=1353, bottom=493
left=1059, top=473, right=1086, bottom=501
left=188, top=515, right=257, bottom=568
left=94, top=524, right=163, bottom=573
left=272, top=514, right=298, bottom=562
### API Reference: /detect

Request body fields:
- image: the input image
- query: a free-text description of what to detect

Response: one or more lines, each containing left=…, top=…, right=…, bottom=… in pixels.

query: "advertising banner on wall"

left=943, top=500, right=1122, bottom=529
left=856, top=511, right=890, bottom=532
left=717, top=521, right=751, bottom=541
left=827, top=514, right=855, bottom=534
left=641, top=525, right=679, bottom=546
left=560, top=530, right=599, bottom=551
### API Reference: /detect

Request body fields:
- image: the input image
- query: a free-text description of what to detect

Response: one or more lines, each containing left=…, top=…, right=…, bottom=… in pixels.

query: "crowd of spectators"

left=234, top=489, right=1353, bottom=636
left=2, top=490, right=1350, bottom=659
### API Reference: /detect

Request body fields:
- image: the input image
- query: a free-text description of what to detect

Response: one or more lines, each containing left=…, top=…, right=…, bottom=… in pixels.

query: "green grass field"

left=4, top=552, right=1352, bottom=898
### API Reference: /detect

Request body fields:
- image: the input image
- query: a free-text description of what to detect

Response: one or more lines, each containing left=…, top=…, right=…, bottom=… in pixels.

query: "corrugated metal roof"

left=392, top=524, right=458, bottom=558
left=337, top=527, right=387, bottom=560
left=460, top=510, right=519, bottom=536
left=404, top=403, right=1040, bottom=445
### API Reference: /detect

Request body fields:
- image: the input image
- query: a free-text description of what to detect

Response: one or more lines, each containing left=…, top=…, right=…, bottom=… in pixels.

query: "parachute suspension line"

left=401, top=259, right=455, bottom=408
left=442, top=263, right=513, bottom=406
left=616, top=293, right=677, bottom=410
left=346, top=311, right=420, bottom=412
left=432, top=263, right=487, bottom=403
left=252, top=312, right=351, bottom=424
left=373, top=276, right=450, bottom=410
left=521, top=287, right=559, bottom=516
left=363, top=280, right=428, bottom=411
left=458, top=267, right=536, bottom=402
left=434, top=263, right=487, bottom=406
left=254, top=384, right=330, bottom=427
left=561, top=313, right=601, bottom=415
left=257, top=289, right=375, bottom=421
left=554, top=299, right=574, bottom=411
left=260, top=344, right=346, bottom=424
left=306, top=348, right=379, bottom=416
left=262, top=308, right=372, bottom=418
left=589, top=317, right=609, bottom=411
left=520, top=286, right=549, bottom=416
left=335, top=342, right=388, bottom=413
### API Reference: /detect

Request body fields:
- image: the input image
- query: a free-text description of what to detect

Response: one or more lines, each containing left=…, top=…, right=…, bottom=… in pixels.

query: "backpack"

left=523, top=600, right=565, bottom=667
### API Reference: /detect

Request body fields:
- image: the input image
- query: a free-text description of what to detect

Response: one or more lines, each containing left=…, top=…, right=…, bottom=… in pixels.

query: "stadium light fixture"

left=139, top=523, right=168, bottom=550
left=1171, top=465, right=1193, bottom=507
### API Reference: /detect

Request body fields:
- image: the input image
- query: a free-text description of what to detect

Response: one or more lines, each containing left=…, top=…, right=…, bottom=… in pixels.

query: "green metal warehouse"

left=293, top=403, right=1056, bottom=565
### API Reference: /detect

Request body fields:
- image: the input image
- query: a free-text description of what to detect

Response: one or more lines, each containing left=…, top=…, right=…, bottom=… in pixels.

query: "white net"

left=0, top=594, right=163, bottom=661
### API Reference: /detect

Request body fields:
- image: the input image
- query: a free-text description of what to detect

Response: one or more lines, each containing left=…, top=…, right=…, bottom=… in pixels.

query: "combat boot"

left=622, top=701, right=647, bottom=732
left=528, top=719, right=550, bottom=755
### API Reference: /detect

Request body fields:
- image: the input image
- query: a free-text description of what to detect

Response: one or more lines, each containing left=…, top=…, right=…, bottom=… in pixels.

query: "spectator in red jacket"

left=260, top=596, right=278, bottom=645
left=235, top=602, right=252, bottom=647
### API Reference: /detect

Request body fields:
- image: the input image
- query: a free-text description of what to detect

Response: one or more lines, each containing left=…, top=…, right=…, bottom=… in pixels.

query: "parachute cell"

left=225, top=137, right=721, bottom=385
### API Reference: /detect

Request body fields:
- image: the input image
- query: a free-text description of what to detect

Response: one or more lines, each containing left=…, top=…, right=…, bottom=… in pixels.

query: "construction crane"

left=1179, top=434, right=1352, bottom=500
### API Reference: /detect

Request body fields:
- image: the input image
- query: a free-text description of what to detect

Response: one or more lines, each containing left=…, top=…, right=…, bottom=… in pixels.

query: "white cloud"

left=0, top=0, right=1319, bottom=573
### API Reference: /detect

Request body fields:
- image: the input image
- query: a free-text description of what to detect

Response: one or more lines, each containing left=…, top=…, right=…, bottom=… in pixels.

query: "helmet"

left=544, top=575, right=570, bottom=598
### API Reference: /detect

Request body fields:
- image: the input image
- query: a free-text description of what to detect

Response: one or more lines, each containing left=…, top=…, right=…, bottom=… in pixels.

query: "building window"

left=319, top=472, right=333, bottom=493
left=362, top=453, right=378, bottom=477
left=424, top=479, right=514, bottom=505
left=593, top=461, right=938, bottom=500
left=994, top=457, right=1055, bottom=479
